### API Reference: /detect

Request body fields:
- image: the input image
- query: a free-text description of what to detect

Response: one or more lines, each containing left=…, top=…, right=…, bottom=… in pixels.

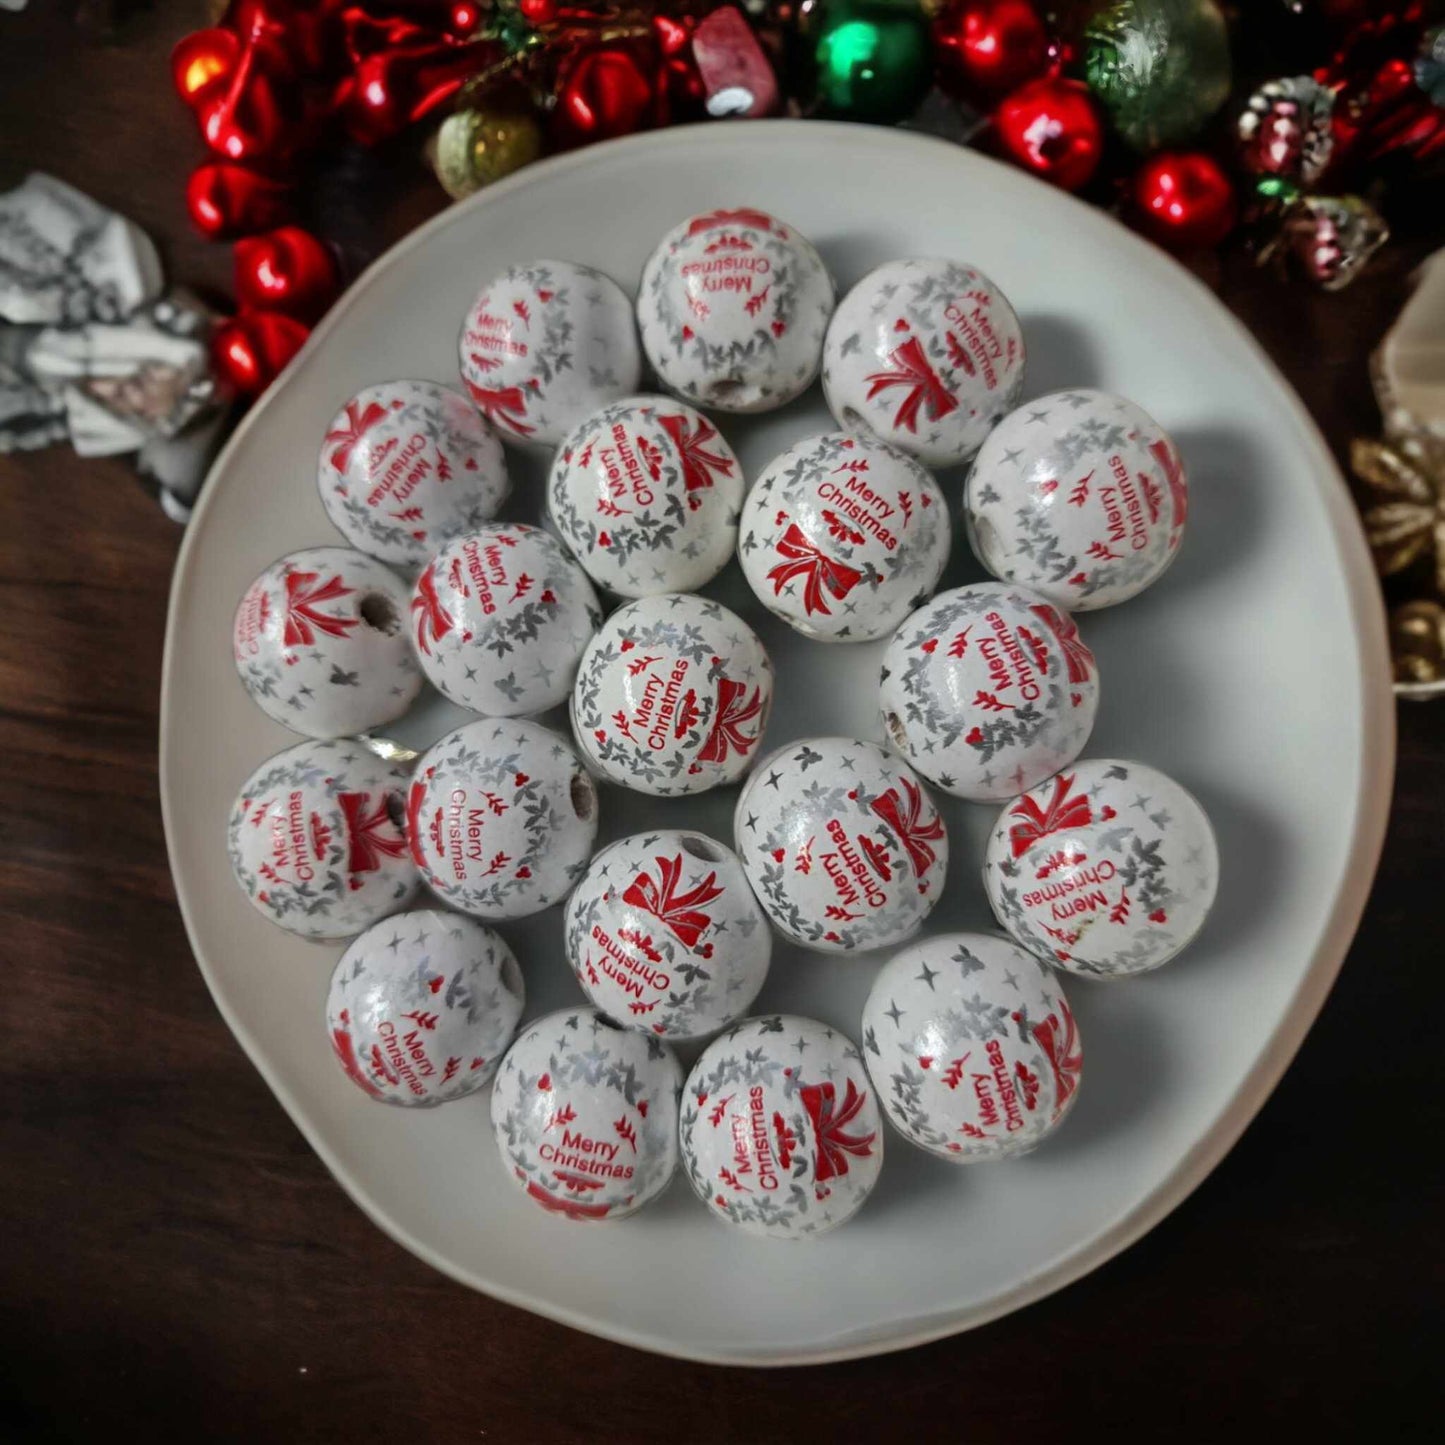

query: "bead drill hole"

left=885, top=712, right=909, bottom=752
left=680, top=834, right=724, bottom=863
left=501, top=953, right=523, bottom=998
left=359, top=593, right=400, bottom=634
left=571, top=772, right=596, bottom=822
left=839, top=406, right=865, bottom=433
left=384, top=793, right=406, bottom=830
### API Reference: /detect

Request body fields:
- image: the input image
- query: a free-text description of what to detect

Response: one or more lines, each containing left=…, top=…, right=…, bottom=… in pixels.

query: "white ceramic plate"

left=161, top=121, right=1394, bottom=1366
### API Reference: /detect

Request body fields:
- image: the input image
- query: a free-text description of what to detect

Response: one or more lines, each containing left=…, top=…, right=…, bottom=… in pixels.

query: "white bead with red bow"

left=232, top=546, right=422, bottom=740
left=637, top=207, right=835, bottom=414
left=738, top=431, right=951, bottom=642
left=491, top=1007, right=682, bottom=1222
left=880, top=583, right=1100, bottom=803
left=227, top=738, right=418, bottom=940
left=570, top=594, right=773, bottom=796
left=326, top=909, right=525, bottom=1106
left=564, top=831, right=771, bottom=1042
left=964, top=390, right=1188, bottom=611
left=861, top=933, right=1082, bottom=1162
left=680, top=1015, right=884, bottom=1238
left=547, top=396, right=744, bottom=598
left=407, top=718, right=599, bottom=920
left=409, top=523, right=601, bottom=717
left=458, top=260, right=642, bottom=448
left=732, top=737, right=947, bottom=953
left=983, top=758, right=1219, bottom=979
left=317, top=380, right=509, bottom=573
left=822, top=258, right=1025, bottom=469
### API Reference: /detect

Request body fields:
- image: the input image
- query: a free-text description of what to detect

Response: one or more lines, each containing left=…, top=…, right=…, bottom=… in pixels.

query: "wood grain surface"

left=0, top=4, right=1439, bottom=1440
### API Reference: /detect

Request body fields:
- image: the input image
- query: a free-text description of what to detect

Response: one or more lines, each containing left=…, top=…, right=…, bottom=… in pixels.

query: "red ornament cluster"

left=174, top=0, right=509, bottom=395
left=930, top=0, right=1238, bottom=253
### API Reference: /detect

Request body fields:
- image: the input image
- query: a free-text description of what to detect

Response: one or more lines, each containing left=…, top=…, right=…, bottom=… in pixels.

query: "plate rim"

left=160, top=118, right=1396, bottom=1367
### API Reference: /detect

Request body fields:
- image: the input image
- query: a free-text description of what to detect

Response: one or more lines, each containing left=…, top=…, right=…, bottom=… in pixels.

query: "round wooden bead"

left=732, top=737, right=947, bottom=953
left=491, top=1008, right=682, bottom=1221
left=458, top=260, right=642, bottom=447
left=232, top=546, right=422, bottom=739
left=570, top=594, right=773, bottom=796
left=564, top=831, right=770, bottom=1041
left=880, top=583, right=1099, bottom=802
left=407, top=718, right=599, bottom=919
left=409, top=523, right=601, bottom=716
left=983, top=758, right=1219, bottom=978
left=822, top=258, right=1025, bottom=467
left=738, top=431, right=951, bottom=642
left=963, top=390, right=1188, bottom=610
left=637, top=207, right=834, bottom=413
left=326, top=909, right=524, bottom=1105
left=680, top=1015, right=884, bottom=1237
left=861, top=933, right=1082, bottom=1161
left=547, top=396, right=745, bottom=597
left=317, top=379, right=509, bottom=573
left=227, top=737, right=418, bottom=940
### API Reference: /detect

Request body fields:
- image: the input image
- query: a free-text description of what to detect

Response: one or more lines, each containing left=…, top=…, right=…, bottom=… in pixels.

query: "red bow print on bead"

left=1028, top=602, right=1095, bottom=686
left=698, top=675, right=765, bottom=764
left=282, top=569, right=356, bottom=648
left=870, top=775, right=944, bottom=878
left=525, top=1179, right=612, bottom=1220
left=686, top=207, right=777, bottom=237
left=410, top=562, right=454, bottom=656
left=621, top=852, right=725, bottom=950
left=765, top=523, right=864, bottom=617
left=331, top=1020, right=383, bottom=1098
left=1150, top=436, right=1188, bottom=545
left=657, top=410, right=734, bottom=503
left=1008, top=772, right=1092, bottom=858
left=463, top=378, right=534, bottom=437
left=800, top=1078, right=876, bottom=1184
left=338, top=791, right=408, bottom=875
left=1033, top=1000, right=1082, bottom=1116
left=324, top=398, right=389, bottom=473
left=864, top=335, right=959, bottom=434
left=404, top=780, right=428, bottom=869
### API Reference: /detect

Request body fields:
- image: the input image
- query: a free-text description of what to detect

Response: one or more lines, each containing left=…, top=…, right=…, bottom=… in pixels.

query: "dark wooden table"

left=1, top=6, right=1439, bottom=1440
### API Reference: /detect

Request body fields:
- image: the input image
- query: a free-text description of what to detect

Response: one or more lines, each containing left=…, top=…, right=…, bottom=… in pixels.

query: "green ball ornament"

left=1083, top=0, right=1232, bottom=152
left=810, top=0, right=933, bottom=124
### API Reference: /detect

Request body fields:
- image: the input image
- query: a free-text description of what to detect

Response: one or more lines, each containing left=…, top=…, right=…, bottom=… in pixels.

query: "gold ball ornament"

left=432, top=107, right=543, bottom=202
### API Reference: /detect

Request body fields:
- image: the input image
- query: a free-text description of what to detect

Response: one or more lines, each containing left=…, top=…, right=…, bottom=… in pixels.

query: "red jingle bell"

left=341, top=37, right=500, bottom=145
left=211, top=310, right=310, bottom=397
left=994, top=76, right=1103, bottom=192
left=553, top=46, right=657, bottom=148
left=1132, top=152, right=1238, bottom=251
left=186, top=162, right=294, bottom=239
left=933, top=0, right=1050, bottom=104
left=172, top=27, right=240, bottom=104
left=234, top=226, right=341, bottom=323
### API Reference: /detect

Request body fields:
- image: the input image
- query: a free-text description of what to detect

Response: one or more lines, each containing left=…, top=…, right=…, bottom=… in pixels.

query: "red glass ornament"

left=518, top=0, right=557, bottom=23
left=994, top=77, right=1103, bottom=192
left=211, top=310, right=310, bottom=397
left=553, top=47, right=657, bottom=148
left=234, top=226, right=341, bottom=322
left=1132, top=152, right=1237, bottom=251
left=933, top=1, right=1050, bottom=104
left=186, top=161, right=295, bottom=238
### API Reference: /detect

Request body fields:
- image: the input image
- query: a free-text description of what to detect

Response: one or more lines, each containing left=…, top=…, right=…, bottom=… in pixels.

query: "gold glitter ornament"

left=431, top=106, right=543, bottom=201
